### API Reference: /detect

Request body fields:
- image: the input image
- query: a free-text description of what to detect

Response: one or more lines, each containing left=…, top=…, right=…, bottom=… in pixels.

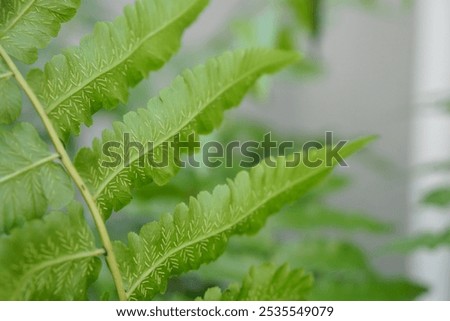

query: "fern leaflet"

left=0, top=123, right=73, bottom=234
left=0, top=202, right=102, bottom=300
left=0, top=0, right=80, bottom=64
left=114, top=136, right=374, bottom=300
left=0, top=57, right=21, bottom=123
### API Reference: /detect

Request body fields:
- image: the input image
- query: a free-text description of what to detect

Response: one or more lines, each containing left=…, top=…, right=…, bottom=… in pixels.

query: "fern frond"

left=31, top=0, right=209, bottom=140
left=114, top=137, right=374, bottom=300
left=0, top=0, right=80, bottom=64
left=0, top=58, right=21, bottom=123
left=0, top=202, right=102, bottom=300
left=75, top=48, right=298, bottom=219
left=0, top=123, right=73, bottom=234
left=198, top=263, right=313, bottom=301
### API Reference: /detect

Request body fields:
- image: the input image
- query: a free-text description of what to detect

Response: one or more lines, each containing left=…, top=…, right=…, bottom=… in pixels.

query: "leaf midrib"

left=11, top=248, right=104, bottom=300
left=0, top=0, right=37, bottom=39
left=126, top=167, right=328, bottom=298
left=45, top=0, right=201, bottom=114
left=0, top=153, right=59, bottom=184
left=93, top=57, right=286, bottom=200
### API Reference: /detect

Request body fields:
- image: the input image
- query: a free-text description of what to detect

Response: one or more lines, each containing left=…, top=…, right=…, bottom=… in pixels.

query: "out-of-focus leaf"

left=309, top=274, right=426, bottom=301
left=276, top=239, right=426, bottom=300
left=277, top=204, right=391, bottom=233
left=287, top=0, right=322, bottom=39
left=198, top=263, right=313, bottom=301
left=388, top=229, right=450, bottom=252
left=422, top=186, right=450, bottom=208
left=276, top=239, right=369, bottom=273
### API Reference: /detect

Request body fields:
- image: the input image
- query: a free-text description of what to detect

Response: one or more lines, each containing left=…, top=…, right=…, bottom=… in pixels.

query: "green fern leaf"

left=0, top=0, right=80, bottom=64
left=0, top=58, right=21, bottom=124
left=75, top=48, right=298, bottom=219
left=198, top=263, right=313, bottom=300
left=0, top=122, right=73, bottom=234
left=0, top=202, right=102, bottom=300
left=31, top=0, right=209, bottom=140
left=114, top=137, right=374, bottom=300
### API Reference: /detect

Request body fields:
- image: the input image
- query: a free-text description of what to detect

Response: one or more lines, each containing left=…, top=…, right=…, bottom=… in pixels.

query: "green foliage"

left=310, top=275, right=425, bottom=301
left=0, top=203, right=101, bottom=300
left=114, top=137, right=372, bottom=300
left=422, top=186, right=450, bottom=208
left=229, top=0, right=323, bottom=87
left=199, top=264, right=313, bottom=301
left=30, top=0, right=209, bottom=140
left=287, top=0, right=322, bottom=39
left=0, top=123, right=73, bottom=234
left=276, top=204, right=391, bottom=233
left=0, top=58, right=21, bottom=123
left=0, top=0, right=80, bottom=64
left=0, top=0, right=425, bottom=302
left=274, top=239, right=426, bottom=300
left=388, top=229, right=450, bottom=252
left=75, top=48, right=298, bottom=219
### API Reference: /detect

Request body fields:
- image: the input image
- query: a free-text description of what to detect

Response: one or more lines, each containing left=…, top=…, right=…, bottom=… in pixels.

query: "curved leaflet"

left=114, top=137, right=374, bottom=300
left=0, top=123, right=73, bottom=234
left=0, top=0, right=80, bottom=64
left=0, top=203, right=102, bottom=300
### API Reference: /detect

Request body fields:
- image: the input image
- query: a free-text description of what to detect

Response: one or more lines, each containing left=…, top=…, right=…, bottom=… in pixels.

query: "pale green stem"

left=0, top=45, right=127, bottom=301
left=0, top=153, right=59, bottom=184
left=0, top=71, right=13, bottom=79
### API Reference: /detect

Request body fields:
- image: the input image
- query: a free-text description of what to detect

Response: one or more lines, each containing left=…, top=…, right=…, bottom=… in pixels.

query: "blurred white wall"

left=409, top=0, right=450, bottom=300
